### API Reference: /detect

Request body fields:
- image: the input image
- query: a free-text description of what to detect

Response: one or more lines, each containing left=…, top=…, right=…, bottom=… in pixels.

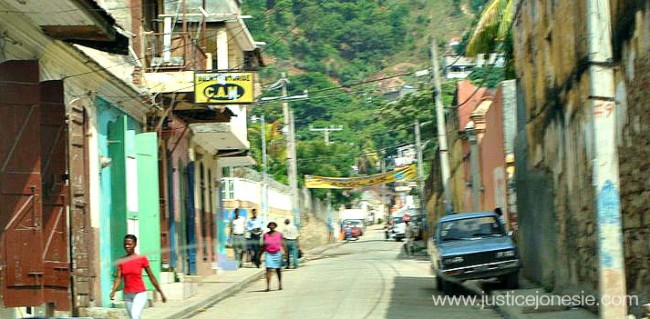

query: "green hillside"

left=242, top=0, right=481, bottom=204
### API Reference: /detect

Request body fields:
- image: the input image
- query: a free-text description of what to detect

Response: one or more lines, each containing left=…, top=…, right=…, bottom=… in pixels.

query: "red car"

left=342, top=220, right=364, bottom=239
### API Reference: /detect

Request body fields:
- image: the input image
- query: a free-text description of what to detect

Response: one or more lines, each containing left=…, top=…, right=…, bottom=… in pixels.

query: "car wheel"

left=435, top=276, right=443, bottom=291
left=436, top=276, right=454, bottom=294
left=502, top=272, right=519, bottom=289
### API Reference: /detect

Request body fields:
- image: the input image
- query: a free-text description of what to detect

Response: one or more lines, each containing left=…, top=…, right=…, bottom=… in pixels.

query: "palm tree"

left=464, top=0, right=515, bottom=56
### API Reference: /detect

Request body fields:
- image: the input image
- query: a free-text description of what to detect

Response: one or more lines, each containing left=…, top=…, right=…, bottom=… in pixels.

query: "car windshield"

left=439, top=216, right=505, bottom=241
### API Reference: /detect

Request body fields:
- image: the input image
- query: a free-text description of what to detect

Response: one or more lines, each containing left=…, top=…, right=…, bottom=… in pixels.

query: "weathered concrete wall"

left=614, top=3, right=650, bottom=308
left=514, top=0, right=650, bottom=314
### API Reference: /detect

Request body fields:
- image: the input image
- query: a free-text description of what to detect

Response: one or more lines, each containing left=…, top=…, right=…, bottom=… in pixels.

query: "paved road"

left=193, top=227, right=504, bottom=319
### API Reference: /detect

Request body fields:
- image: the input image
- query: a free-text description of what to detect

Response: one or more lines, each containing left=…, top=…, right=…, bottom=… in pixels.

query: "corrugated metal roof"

left=5, top=0, right=128, bottom=53
left=13, top=0, right=96, bottom=26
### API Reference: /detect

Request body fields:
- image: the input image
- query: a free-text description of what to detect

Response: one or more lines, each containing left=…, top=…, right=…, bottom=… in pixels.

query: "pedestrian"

left=494, top=207, right=506, bottom=229
left=404, top=220, right=414, bottom=256
left=326, top=217, right=334, bottom=243
left=110, top=234, right=166, bottom=319
left=263, top=222, right=284, bottom=291
left=246, top=208, right=263, bottom=268
left=282, top=219, right=300, bottom=269
left=230, top=208, right=247, bottom=267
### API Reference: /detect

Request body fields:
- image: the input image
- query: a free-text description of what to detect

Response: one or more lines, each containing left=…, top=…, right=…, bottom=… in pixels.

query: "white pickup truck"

left=390, top=208, right=420, bottom=241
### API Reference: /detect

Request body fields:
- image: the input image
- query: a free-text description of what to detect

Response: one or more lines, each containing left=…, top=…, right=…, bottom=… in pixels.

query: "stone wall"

left=513, top=0, right=649, bottom=315
left=614, top=4, right=650, bottom=309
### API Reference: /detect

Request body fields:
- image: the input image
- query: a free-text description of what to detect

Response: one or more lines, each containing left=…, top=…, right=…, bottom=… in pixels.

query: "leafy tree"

left=467, top=66, right=505, bottom=89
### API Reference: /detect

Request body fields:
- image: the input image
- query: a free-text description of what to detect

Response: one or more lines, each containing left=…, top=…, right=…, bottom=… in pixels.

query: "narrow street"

left=192, top=227, right=504, bottom=319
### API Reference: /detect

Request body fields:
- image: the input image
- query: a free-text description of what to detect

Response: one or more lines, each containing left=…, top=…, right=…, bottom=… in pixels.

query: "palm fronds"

left=465, top=0, right=514, bottom=56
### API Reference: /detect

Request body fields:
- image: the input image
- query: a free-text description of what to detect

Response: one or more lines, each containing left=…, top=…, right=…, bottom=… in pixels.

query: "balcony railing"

left=144, top=32, right=208, bottom=71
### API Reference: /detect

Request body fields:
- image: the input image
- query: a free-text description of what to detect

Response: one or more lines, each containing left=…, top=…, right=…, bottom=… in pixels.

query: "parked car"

left=342, top=220, right=364, bottom=239
left=429, top=212, right=520, bottom=294
left=346, top=219, right=364, bottom=236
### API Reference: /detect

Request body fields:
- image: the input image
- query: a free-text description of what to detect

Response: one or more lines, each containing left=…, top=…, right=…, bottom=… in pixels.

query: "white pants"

left=124, top=292, right=148, bottom=319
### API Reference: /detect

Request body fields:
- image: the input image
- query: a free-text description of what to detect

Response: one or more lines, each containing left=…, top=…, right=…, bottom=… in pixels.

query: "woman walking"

left=263, top=222, right=284, bottom=291
left=110, top=234, right=166, bottom=319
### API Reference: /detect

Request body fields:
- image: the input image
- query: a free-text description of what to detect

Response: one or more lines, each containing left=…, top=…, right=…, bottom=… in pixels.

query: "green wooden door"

left=108, top=116, right=128, bottom=271
left=136, top=133, right=161, bottom=289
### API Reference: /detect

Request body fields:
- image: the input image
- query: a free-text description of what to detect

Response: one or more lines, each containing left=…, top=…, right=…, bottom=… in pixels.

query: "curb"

left=164, top=269, right=266, bottom=319
left=300, top=241, right=347, bottom=262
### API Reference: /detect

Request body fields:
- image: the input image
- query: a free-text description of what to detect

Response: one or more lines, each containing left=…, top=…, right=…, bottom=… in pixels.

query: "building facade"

left=0, top=0, right=154, bottom=317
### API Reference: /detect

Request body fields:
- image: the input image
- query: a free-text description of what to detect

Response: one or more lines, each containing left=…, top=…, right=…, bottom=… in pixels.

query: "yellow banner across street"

left=305, top=165, right=417, bottom=189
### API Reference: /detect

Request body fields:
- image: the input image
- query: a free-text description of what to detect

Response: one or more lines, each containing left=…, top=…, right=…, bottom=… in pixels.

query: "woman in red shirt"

left=110, top=234, right=166, bottom=319
left=263, top=222, right=284, bottom=291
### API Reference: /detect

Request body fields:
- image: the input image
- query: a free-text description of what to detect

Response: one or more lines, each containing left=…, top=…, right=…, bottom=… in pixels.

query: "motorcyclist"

left=383, top=219, right=393, bottom=240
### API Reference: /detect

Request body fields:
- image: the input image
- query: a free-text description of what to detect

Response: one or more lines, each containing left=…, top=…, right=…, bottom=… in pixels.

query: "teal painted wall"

left=96, top=98, right=142, bottom=307
left=136, top=133, right=161, bottom=290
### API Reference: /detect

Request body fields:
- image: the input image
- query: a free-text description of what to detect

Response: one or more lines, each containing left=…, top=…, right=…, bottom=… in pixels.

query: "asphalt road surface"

left=192, top=226, right=504, bottom=319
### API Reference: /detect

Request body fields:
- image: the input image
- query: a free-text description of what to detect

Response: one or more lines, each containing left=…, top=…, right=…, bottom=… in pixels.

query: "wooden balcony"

left=144, top=32, right=208, bottom=71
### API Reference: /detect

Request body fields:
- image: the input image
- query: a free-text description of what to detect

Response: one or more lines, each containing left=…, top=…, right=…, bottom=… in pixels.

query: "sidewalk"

left=464, top=278, right=598, bottom=319
left=491, top=288, right=599, bottom=319
left=144, top=267, right=264, bottom=319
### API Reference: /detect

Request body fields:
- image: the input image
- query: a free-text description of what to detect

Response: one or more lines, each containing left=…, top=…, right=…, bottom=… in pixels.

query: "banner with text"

left=305, top=165, right=417, bottom=189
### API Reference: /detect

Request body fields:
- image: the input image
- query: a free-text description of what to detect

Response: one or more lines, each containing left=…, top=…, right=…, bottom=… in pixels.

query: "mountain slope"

left=242, top=0, right=477, bottom=204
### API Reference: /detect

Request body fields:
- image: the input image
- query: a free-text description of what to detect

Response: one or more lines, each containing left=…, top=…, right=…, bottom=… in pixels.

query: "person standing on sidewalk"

left=110, top=234, right=166, bottom=319
left=230, top=208, right=247, bottom=267
left=246, top=208, right=263, bottom=268
left=404, top=220, right=415, bottom=256
left=282, top=219, right=300, bottom=269
left=263, top=222, right=284, bottom=291
left=326, top=217, right=334, bottom=243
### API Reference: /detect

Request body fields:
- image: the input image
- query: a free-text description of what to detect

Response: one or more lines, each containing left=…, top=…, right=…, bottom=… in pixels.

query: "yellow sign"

left=305, top=165, right=417, bottom=189
left=194, top=72, right=255, bottom=104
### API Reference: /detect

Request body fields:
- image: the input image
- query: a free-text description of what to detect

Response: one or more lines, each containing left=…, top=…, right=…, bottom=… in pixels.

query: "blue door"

left=167, top=151, right=177, bottom=269
left=185, top=161, right=197, bottom=274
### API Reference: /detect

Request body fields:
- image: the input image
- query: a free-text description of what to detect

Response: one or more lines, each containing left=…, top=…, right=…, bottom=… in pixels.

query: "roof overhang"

left=190, top=122, right=249, bottom=155
left=14, top=0, right=129, bottom=54
left=225, top=18, right=256, bottom=51
left=218, top=155, right=256, bottom=168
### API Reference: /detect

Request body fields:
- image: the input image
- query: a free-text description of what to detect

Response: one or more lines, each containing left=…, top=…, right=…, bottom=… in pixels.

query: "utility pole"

left=288, top=109, right=300, bottom=228
left=309, top=125, right=343, bottom=144
left=260, top=73, right=308, bottom=229
left=381, top=150, right=389, bottom=218
left=310, top=124, right=342, bottom=223
left=431, top=39, right=453, bottom=214
left=587, top=0, right=627, bottom=317
left=253, top=115, right=269, bottom=223
left=414, top=120, right=425, bottom=213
